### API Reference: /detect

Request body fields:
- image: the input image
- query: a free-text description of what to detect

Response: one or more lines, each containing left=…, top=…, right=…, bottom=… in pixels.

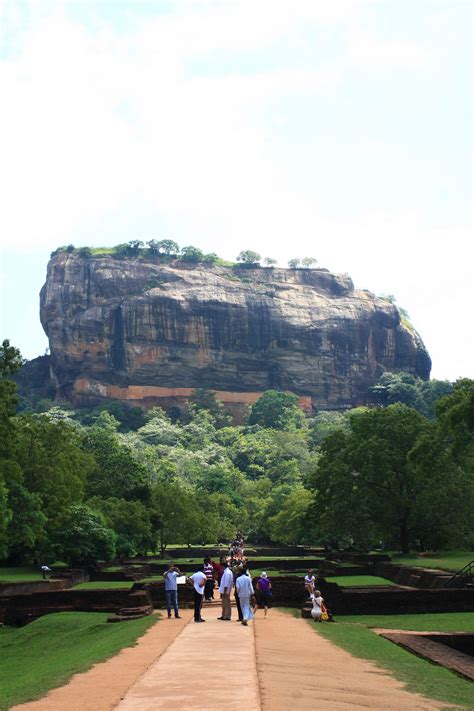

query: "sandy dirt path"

left=12, top=611, right=193, bottom=711
left=12, top=607, right=447, bottom=711
left=254, top=609, right=444, bottom=710
left=116, top=604, right=260, bottom=711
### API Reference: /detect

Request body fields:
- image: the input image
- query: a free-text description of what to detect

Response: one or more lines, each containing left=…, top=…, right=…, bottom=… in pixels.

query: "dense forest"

left=1, top=340, right=473, bottom=563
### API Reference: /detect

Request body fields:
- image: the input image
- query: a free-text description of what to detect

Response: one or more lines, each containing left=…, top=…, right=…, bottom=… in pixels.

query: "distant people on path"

left=235, top=566, right=255, bottom=626
left=203, top=557, right=215, bottom=601
left=255, top=571, right=272, bottom=617
left=41, top=565, right=52, bottom=579
left=229, top=531, right=245, bottom=560
left=163, top=562, right=182, bottom=619
left=188, top=569, right=207, bottom=622
left=304, top=569, right=316, bottom=596
left=217, top=561, right=233, bottom=621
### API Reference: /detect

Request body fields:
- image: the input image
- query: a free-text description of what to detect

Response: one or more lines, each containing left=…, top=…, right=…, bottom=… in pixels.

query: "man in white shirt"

left=235, top=567, right=254, bottom=626
left=188, top=570, right=207, bottom=622
left=217, top=562, right=233, bottom=621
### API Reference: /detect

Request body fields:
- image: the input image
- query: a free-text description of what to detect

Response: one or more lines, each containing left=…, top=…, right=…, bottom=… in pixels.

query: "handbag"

left=321, top=602, right=329, bottom=621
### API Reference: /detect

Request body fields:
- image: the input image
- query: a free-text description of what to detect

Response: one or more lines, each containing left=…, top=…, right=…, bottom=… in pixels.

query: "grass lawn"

left=326, top=575, right=396, bottom=587
left=72, top=581, right=135, bottom=590
left=284, top=609, right=474, bottom=709
left=338, top=612, right=474, bottom=632
left=390, top=550, right=474, bottom=573
left=0, top=567, right=45, bottom=582
left=0, top=611, right=158, bottom=710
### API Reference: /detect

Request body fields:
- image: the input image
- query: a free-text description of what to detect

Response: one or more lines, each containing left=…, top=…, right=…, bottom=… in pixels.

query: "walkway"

left=14, top=605, right=444, bottom=711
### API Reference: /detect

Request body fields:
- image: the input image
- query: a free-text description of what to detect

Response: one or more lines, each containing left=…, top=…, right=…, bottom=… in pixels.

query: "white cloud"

left=346, top=24, right=431, bottom=69
left=0, top=1, right=471, bottom=379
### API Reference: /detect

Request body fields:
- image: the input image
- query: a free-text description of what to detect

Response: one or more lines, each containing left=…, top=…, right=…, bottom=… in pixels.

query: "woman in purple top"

left=255, top=571, right=272, bottom=617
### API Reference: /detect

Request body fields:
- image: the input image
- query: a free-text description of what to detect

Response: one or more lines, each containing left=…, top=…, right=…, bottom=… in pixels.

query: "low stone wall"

left=133, top=581, right=194, bottom=609
left=89, top=567, right=151, bottom=582
left=0, top=588, right=152, bottom=626
left=332, top=587, right=474, bottom=615
left=0, top=580, right=68, bottom=597
left=373, top=563, right=452, bottom=589
left=326, top=553, right=391, bottom=564
left=317, top=562, right=373, bottom=577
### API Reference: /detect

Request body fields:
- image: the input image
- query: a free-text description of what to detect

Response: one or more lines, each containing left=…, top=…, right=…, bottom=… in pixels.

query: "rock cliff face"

left=40, top=253, right=431, bottom=413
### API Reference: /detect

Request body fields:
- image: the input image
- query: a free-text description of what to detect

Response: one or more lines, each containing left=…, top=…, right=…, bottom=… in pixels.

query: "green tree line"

left=2, top=340, right=473, bottom=562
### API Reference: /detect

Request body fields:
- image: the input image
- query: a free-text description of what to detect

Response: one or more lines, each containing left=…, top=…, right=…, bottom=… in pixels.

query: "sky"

left=0, top=0, right=472, bottom=381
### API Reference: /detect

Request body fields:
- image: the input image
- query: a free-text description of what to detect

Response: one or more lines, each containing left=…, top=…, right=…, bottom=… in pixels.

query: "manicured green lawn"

left=339, top=612, right=474, bottom=632
left=0, top=611, right=158, bottom=709
left=72, top=581, right=135, bottom=590
left=326, top=575, right=396, bottom=587
left=390, top=550, right=474, bottom=573
left=284, top=609, right=474, bottom=709
left=0, top=567, right=45, bottom=582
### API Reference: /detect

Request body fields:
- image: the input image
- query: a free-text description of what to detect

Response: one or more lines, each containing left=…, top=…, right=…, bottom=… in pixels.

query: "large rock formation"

left=39, top=253, right=431, bottom=414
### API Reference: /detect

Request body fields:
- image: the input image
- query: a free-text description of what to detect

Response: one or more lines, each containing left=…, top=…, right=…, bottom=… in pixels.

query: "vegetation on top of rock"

left=49, top=241, right=322, bottom=271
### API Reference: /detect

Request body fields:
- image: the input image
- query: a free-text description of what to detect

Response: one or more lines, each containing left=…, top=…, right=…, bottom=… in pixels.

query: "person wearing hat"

left=255, top=571, right=272, bottom=618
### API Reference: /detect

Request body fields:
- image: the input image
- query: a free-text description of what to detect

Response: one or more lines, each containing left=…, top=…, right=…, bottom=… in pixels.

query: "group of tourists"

left=163, top=553, right=273, bottom=625
left=229, top=532, right=245, bottom=560
left=163, top=554, right=331, bottom=625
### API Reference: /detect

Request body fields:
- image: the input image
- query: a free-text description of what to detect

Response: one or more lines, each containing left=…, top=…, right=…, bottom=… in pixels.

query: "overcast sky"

left=0, top=0, right=472, bottom=381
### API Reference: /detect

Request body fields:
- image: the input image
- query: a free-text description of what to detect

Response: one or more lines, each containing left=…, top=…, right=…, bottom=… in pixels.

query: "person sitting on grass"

left=255, top=571, right=272, bottom=618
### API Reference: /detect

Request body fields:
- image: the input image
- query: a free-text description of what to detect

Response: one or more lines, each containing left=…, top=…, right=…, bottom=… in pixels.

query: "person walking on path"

left=235, top=566, right=255, bottom=626
left=188, top=569, right=207, bottom=622
left=163, top=562, right=182, bottom=619
left=217, top=562, right=233, bottom=620
left=203, top=557, right=215, bottom=601
left=255, top=571, right=272, bottom=617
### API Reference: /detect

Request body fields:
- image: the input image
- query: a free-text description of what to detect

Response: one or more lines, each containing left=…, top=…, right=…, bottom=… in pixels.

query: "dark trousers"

left=165, top=589, right=179, bottom=616
left=235, top=592, right=243, bottom=621
left=193, top=589, right=203, bottom=621
left=204, top=578, right=214, bottom=599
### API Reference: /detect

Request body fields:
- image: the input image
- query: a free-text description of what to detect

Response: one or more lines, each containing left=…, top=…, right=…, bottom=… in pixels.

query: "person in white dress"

left=235, top=567, right=254, bottom=626
left=310, top=590, right=324, bottom=622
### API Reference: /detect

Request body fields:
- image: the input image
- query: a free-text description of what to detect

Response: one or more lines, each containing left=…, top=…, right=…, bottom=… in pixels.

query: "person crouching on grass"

left=310, top=590, right=333, bottom=622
